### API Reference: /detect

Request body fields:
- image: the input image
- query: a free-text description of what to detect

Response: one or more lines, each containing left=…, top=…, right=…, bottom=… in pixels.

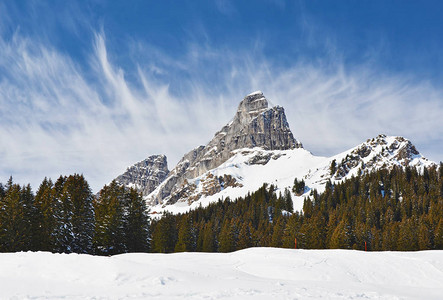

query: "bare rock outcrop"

left=115, top=155, right=169, bottom=196
left=148, top=91, right=302, bottom=205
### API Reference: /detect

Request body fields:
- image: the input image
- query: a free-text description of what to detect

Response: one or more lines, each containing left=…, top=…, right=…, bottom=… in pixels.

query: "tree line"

left=150, top=164, right=443, bottom=252
left=0, top=175, right=150, bottom=254
left=1, top=163, right=442, bottom=254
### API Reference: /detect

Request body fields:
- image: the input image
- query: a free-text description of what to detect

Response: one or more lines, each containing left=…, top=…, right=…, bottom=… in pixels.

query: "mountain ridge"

left=111, top=92, right=435, bottom=214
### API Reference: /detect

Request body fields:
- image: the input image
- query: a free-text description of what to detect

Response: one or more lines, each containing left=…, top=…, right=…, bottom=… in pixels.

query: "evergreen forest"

left=0, top=175, right=150, bottom=254
left=1, top=164, right=443, bottom=255
left=150, top=164, right=443, bottom=252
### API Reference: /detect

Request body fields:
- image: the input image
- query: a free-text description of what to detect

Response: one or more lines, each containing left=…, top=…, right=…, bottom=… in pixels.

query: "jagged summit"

left=306, top=134, right=433, bottom=186
left=236, top=91, right=268, bottom=124
left=114, top=155, right=169, bottom=196
left=216, top=91, right=302, bottom=151
left=147, top=91, right=302, bottom=205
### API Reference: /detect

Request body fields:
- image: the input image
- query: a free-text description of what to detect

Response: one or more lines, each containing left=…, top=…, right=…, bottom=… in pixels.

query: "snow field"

left=1, top=248, right=443, bottom=299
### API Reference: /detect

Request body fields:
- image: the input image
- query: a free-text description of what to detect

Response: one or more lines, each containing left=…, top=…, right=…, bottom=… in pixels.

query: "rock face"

left=148, top=91, right=302, bottom=205
left=307, top=134, right=432, bottom=186
left=115, top=155, right=169, bottom=196
left=332, top=134, right=424, bottom=180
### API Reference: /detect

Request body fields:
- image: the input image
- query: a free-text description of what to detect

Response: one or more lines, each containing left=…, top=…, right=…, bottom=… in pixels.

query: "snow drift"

left=1, top=248, right=442, bottom=299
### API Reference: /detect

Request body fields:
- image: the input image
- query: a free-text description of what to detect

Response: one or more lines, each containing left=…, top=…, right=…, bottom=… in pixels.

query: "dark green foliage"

left=219, top=219, right=238, bottom=252
left=93, top=181, right=151, bottom=254
left=0, top=174, right=150, bottom=255
left=58, top=174, right=94, bottom=253
left=0, top=178, right=34, bottom=252
left=150, top=165, right=443, bottom=253
left=150, top=184, right=292, bottom=253
left=1, top=163, right=442, bottom=254
left=175, top=215, right=195, bottom=252
left=201, top=221, right=216, bottom=252
left=292, top=178, right=305, bottom=196
left=124, top=188, right=151, bottom=252
left=93, top=181, right=127, bottom=255
left=237, top=222, right=253, bottom=249
left=283, top=188, right=294, bottom=212
left=32, top=178, right=57, bottom=251
left=151, top=212, right=177, bottom=253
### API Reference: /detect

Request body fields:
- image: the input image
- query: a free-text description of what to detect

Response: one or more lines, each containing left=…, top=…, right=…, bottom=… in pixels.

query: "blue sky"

left=1, top=1, right=443, bottom=191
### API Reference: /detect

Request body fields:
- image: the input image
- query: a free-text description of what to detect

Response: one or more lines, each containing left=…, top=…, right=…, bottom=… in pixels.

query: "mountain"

left=112, top=92, right=435, bottom=215
left=147, top=90, right=302, bottom=206
left=114, top=155, right=169, bottom=196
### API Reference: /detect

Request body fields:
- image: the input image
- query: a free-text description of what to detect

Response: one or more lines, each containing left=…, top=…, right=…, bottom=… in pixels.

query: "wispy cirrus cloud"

left=1, top=22, right=442, bottom=192
left=0, top=30, right=235, bottom=191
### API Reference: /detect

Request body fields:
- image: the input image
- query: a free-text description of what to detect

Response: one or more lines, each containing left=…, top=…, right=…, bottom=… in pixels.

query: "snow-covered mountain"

left=112, top=91, right=435, bottom=215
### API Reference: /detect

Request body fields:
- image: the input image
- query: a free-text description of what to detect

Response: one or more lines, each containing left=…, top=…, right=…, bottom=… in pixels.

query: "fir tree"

left=237, top=222, right=253, bottom=249
left=124, top=188, right=151, bottom=252
left=292, top=178, right=305, bottom=196
left=270, top=217, right=285, bottom=248
left=93, top=181, right=127, bottom=255
left=32, top=178, right=56, bottom=251
left=175, top=215, right=195, bottom=252
left=434, top=218, right=443, bottom=249
left=54, top=174, right=94, bottom=253
left=283, top=188, right=294, bottom=212
left=219, top=219, right=238, bottom=252
left=201, top=222, right=216, bottom=252
left=152, top=212, right=177, bottom=253
left=0, top=178, right=34, bottom=252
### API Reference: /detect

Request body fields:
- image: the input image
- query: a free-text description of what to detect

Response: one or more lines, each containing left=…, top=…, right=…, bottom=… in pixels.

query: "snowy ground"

left=1, top=248, right=443, bottom=299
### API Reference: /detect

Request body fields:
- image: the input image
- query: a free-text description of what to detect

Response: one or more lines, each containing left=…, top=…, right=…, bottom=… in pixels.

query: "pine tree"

left=283, top=188, right=294, bottom=212
left=124, top=188, right=151, bottom=252
left=293, top=178, right=305, bottom=196
left=21, top=184, right=35, bottom=250
left=152, top=212, right=177, bottom=253
left=201, top=221, right=216, bottom=252
left=237, top=222, right=253, bottom=249
left=397, top=218, right=418, bottom=251
left=175, top=215, right=194, bottom=252
left=0, top=178, right=34, bottom=252
left=219, top=219, right=237, bottom=252
left=418, top=216, right=432, bottom=250
left=93, top=181, right=127, bottom=255
left=52, top=176, right=72, bottom=253
left=282, top=212, right=302, bottom=248
left=434, top=218, right=443, bottom=249
left=270, top=217, right=285, bottom=248
left=329, top=220, right=351, bottom=249
left=53, top=174, right=94, bottom=253
left=32, top=178, right=56, bottom=251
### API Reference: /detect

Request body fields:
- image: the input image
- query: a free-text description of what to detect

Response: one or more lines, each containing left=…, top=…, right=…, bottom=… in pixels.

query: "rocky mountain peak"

left=147, top=91, right=303, bottom=206
left=326, top=134, right=430, bottom=181
left=236, top=91, right=269, bottom=125
left=115, top=155, right=169, bottom=196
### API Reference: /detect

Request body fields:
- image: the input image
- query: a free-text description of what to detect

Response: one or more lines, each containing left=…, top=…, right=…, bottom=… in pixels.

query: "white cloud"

left=0, top=29, right=442, bottom=192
